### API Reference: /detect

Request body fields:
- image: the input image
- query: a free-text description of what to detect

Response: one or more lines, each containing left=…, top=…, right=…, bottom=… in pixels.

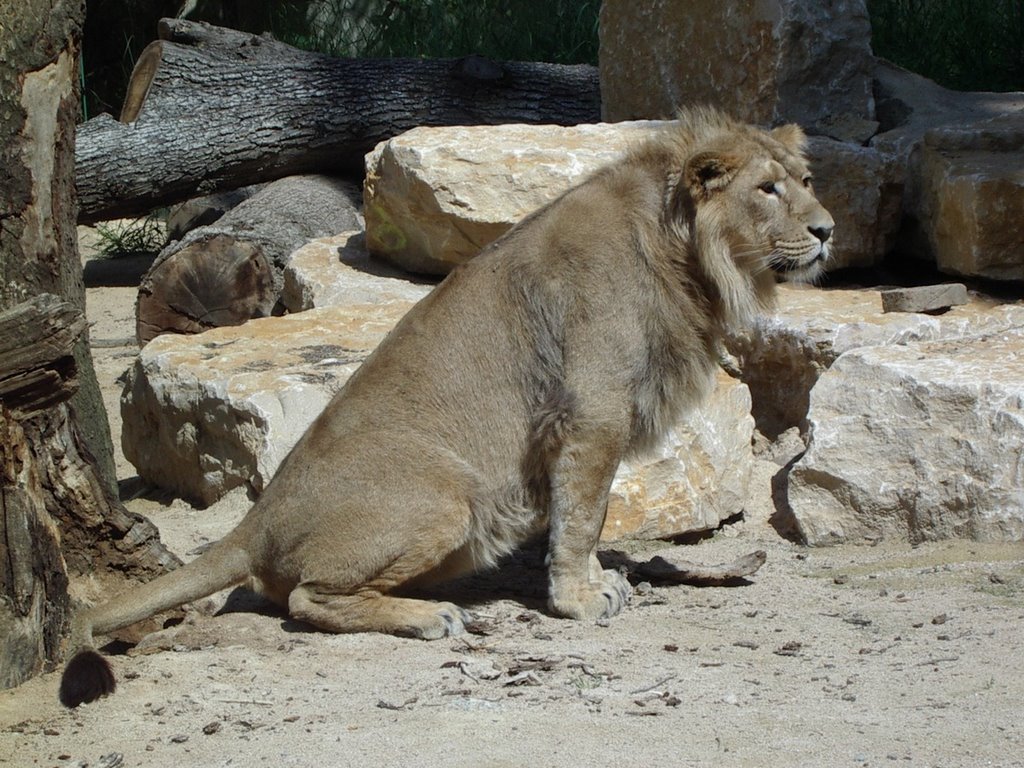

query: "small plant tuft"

left=94, top=215, right=165, bottom=259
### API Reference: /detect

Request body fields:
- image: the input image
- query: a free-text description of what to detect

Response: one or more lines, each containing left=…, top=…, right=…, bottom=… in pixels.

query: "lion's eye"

left=802, top=176, right=813, bottom=189
left=759, top=181, right=779, bottom=195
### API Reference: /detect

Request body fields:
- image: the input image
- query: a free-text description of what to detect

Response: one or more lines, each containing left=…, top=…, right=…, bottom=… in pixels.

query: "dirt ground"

left=1, top=247, right=1023, bottom=768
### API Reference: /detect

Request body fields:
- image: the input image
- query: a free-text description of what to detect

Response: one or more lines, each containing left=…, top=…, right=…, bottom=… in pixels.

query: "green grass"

left=94, top=215, right=165, bottom=259
left=868, top=0, right=1024, bottom=91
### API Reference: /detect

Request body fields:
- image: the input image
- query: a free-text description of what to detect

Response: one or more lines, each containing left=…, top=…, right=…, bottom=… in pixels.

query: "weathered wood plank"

left=0, top=295, right=86, bottom=416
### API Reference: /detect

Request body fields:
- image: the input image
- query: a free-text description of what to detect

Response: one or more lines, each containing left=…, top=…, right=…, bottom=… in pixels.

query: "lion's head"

left=658, top=108, right=835, bottom=328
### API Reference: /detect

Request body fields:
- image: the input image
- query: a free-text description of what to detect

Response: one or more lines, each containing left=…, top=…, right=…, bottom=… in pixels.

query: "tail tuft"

left=59, top=650, right=116, bottom=707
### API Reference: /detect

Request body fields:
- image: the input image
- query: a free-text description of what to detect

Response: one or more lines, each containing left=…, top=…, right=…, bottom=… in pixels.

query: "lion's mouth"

left=770, top=243, right=828, bottom=282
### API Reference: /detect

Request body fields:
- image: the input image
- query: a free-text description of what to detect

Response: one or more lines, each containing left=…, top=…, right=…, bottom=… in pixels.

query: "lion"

left=59, top=107, right=833, bottom=707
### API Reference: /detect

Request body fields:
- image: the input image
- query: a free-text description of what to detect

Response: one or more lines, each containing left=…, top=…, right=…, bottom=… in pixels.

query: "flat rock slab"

left=122, top=304, right=411, bottom=506
left=788, top=327, right=1024, bottom=545
left=728, top=285, right=1024, bottom=438
left=881, top=283, right=968, bottom=314
left=281, top=231, right=435, bottom=312
left=123, top=302, right=755, bottom=541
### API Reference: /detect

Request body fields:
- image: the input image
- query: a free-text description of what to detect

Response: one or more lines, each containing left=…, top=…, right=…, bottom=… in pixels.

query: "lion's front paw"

left=548, top=568, right=632, bottom=621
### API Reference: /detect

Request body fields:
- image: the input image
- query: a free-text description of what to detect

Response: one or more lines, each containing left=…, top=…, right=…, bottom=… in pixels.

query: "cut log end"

left=120, top=41, right=165, bottom=123
left=136, top=234, right=275, bottom=345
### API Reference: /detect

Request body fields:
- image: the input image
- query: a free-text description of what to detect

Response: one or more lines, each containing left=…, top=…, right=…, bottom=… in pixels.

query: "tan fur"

left=59, top=108, right=833, bottom=706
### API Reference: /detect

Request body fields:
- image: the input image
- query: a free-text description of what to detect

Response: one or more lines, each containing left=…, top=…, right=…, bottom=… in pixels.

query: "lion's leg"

left=281, top=472, right=480, bottom=638
left=546, top=426, right=632, bottom=621
left=288, top=585, right=471, bottom=639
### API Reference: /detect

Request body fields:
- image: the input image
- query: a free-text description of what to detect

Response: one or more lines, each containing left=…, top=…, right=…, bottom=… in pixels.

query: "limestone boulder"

left=281, top=231, right=434, bottom=312
left=903, top=115, right=1024, bottom=281
left=121, top=303, right=412, bottom=506
left=805, top=137, right=902, bottom=269
left=788, top=328, right=1024, bottom=545
left=365, top=122, right=897, bottom=274
left=599, top=0, right=876, bottom=137
left=871, top=59, right=1024, bottom=158
left=363, top=121, right=661, bottom=275
left=727, top=285, right=1024, bottom=438
left=123, top=310, right=755, bottom=540
left=604, top=373, right=755, bottom=540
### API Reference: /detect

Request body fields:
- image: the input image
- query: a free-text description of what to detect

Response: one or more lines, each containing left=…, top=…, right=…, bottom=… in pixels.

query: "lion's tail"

left=59, top=538, right=250, bottom=707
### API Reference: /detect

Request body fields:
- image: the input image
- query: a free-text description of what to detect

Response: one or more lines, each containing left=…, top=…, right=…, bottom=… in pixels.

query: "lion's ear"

left=771, top=123, right=807, bottom=153
left=684, top=150, right=742, bottom=199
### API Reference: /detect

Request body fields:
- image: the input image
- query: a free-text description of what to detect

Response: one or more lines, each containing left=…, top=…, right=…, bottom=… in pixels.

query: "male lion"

left=60, top=107, right=833, bottom=707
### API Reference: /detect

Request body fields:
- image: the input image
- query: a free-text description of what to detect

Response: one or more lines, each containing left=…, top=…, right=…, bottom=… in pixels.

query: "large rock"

left=871, top=59, right=1024, bottom=158
left=728, top=285, right=1024, bottom=438
left=599, top=0, right=876, bottom=137
left=604, top=372, right=754, bottom=540
left=788, top=328, right=1024, bottom=545
left=869, top=62, right=1024, bottom=277
left=122, top=303, right=411, bottom=506
left=363, top=121, right=661, bottom=275
left=281, top=231, right=434, bottom=312
left=903, top=115, right=1024, bottom=281
left=122, top=307, right=755, bottom=540
left=365, top=122, right=896, bottom=274
left=806, top=137, right=901, bottom=268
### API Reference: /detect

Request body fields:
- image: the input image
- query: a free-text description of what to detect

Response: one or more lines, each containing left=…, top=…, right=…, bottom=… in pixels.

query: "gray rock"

left=903, top=115, right=1024, bottom=281
left=880, top=284, right=968, bottom=314
left=871, top=60, right=1024, bottom=158
left=869, top=62, right=1024, bottom=279
left=805, top=137, right=902, bottom=269
left=788, top=328, right=1024, bottom=545
left=599, top=0, right=875, bottom=133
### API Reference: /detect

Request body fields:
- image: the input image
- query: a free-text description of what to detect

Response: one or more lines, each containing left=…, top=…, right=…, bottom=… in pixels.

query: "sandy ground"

left=2, top=245, right=1023, bottom=767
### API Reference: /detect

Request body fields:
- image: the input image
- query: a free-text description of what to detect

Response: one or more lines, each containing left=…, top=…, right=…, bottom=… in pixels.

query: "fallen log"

left=164, top=183, right=266, bottom=243
left=76, top=18, right=601, bottom=224
left=136, top=174, right=362, bottom=344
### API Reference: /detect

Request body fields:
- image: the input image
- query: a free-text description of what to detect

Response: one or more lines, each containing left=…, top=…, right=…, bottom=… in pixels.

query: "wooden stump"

left=0, top=297, right=180, bottom=688
left=0, top=1, right=179, bottom=689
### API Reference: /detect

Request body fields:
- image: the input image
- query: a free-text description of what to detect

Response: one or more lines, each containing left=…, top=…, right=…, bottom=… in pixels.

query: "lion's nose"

left=809, top=224, right=833, bottom=244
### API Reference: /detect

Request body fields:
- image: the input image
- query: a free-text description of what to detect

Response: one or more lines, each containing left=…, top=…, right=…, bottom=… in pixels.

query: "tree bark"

left=75, top=18, right=602, bottom=223
left=136, top=175, right=362, bottom=344
left=0, top=296, right=86, bottom=415
left=165, top=183, right=266, bottom=243
left=0, top=0, right=179, bottom=690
